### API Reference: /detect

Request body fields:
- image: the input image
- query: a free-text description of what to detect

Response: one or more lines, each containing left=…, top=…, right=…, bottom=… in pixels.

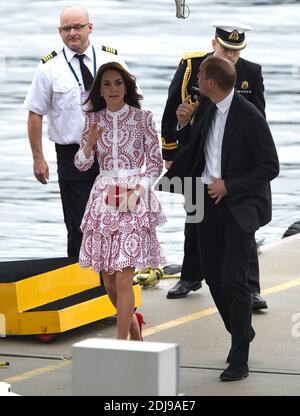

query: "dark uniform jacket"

left=157, top=91, right=279, bottom=233
left=161, top=51, right=265, bottom=161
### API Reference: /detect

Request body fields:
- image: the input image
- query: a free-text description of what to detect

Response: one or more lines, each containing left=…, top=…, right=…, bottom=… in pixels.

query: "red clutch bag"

left=105, top=185, right=131, bottom=208
left=105, top=185, right=141, bottom=208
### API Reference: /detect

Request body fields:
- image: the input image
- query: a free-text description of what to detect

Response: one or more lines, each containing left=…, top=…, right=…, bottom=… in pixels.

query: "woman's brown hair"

left=85, top=61, right=143, bottom=112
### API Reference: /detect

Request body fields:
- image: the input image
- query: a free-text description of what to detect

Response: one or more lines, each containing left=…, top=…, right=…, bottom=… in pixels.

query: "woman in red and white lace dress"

left=74, top=62, right=166, bottom=340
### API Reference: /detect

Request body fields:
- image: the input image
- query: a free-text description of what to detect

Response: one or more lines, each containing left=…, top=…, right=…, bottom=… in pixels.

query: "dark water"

left=0, top=0, right=299, bottom=263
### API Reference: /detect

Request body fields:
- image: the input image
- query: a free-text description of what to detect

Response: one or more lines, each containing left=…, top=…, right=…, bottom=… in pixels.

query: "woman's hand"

left=165, top=160, right=173, bottom=170
left=83, top=123, right=103, bottom=158
left=126, top=190, right=140, bottom=212
left=123, top=185, right=145, bottom=212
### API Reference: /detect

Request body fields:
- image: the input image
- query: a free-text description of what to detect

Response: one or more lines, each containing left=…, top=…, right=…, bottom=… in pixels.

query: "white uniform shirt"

left=24, top=43, right=130, bottom=145
left=202, top=89, right=234, bottom=185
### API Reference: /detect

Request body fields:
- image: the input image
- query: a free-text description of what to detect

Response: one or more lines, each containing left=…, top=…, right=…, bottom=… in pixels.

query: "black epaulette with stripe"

left=41, top=51, right=57, bottom=64
left=102, top=45, right=118, bottom=55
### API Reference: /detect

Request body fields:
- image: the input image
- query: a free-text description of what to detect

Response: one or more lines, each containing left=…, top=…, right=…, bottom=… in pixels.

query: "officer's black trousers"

left=181, top=214, right=261, bottom=293
left=55, top=144, right=99, bottom=258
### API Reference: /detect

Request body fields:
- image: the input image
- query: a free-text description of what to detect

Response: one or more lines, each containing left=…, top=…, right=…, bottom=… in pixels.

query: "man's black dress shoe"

left=220, top=364, right=249, bottom=381
left=167, top=280, right=202, bottom=299
left=252, top=292, right=268, bottom=311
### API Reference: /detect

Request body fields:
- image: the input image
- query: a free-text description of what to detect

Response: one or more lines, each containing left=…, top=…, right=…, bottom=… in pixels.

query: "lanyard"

left=63, top=46, right=97, bottom=87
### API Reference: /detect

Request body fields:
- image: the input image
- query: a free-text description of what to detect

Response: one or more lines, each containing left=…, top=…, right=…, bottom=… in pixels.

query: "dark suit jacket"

left=157, top=91, right=279, bottom=233
left=161, top=54, right=265, bottom=160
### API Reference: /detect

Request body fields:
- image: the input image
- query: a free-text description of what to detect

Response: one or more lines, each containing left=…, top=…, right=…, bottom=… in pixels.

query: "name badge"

left=81, top=90, right=90, bottom=110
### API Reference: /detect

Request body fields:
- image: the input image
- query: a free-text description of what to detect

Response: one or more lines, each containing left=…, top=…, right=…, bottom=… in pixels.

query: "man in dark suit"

left=163, top=22, right=267, bottom=310
left=160, top=56, right=279, bottom=380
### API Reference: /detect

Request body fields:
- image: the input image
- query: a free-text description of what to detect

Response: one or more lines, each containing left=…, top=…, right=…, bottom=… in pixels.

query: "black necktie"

left=74, top=54, right=94, bottom=91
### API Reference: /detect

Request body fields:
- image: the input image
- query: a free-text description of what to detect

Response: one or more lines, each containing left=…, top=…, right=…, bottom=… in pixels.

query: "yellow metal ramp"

left=0, top=258, right=141, bottom=340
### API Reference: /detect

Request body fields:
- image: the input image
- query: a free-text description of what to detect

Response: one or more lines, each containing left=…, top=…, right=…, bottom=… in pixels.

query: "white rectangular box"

left=72, top=338, right=179, bottom=396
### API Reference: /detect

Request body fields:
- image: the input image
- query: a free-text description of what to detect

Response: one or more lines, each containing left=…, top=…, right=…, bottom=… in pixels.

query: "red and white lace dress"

left=74, top=104, right=167, bottom=274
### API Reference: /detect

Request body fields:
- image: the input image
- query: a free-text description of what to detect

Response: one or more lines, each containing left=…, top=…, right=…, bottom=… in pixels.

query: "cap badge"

left=241, top=81, right=249, bottom=89
left=228, top=31, right=240, bottom=41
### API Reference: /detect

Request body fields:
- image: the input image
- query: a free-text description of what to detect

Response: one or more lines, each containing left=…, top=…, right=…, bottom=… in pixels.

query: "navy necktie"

left=74, top=54, right=94, bottom=91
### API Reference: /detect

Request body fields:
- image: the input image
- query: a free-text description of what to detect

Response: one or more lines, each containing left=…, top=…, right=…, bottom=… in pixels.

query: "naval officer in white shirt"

left=24, top=5, right=130, bottom=257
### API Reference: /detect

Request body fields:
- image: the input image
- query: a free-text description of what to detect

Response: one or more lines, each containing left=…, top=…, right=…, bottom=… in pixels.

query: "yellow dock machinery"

left=0, top=258, right=141, bottom=342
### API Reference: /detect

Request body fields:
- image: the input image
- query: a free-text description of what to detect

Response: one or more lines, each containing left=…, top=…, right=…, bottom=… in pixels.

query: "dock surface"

left=1, top=234, right=300, bottom=396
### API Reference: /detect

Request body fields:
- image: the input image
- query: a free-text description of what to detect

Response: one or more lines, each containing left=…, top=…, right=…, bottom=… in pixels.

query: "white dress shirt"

left=62, top=43, right=95, bottom=92
left=202, top=89, right=234, bottom=185
left=24, top=44, right=129, bottom=145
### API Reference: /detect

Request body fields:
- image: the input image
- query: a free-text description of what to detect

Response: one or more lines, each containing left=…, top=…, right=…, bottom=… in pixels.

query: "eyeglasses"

left=59, top=23, right=90, bottom=33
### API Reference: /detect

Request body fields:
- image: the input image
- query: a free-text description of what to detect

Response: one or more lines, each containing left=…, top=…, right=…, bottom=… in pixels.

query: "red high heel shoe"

left=135, top=312, right=145, bottom=341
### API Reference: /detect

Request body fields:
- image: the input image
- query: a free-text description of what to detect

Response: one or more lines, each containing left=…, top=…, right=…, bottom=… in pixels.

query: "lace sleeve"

left=74, top=113, right=96, bottom=171
left=139, top=111, right=163, bottom=190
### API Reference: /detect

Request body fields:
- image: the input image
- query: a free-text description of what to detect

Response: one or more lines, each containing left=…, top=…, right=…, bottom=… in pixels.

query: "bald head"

left=201, top=56, right=236, bottom=92
left=60, top=6, right=89, bottom=25
left=58, top=5, right=93, bottom=54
